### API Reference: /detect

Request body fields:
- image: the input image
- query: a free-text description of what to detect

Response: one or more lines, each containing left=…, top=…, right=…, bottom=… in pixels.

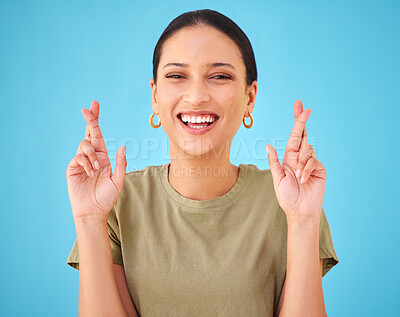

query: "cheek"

left=225, top=92, right=236, bottom=104
left=157, top=83, right=180, bottom=110
left=218, top=89, right=243, bottom=114
left=218, top=89, right=247, bottom=132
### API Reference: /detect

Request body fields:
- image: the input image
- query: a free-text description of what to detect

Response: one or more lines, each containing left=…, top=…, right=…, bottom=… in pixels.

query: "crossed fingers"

left=81, top=100, right=107, bottom=153
left=286, top=100, right=317, bottom=184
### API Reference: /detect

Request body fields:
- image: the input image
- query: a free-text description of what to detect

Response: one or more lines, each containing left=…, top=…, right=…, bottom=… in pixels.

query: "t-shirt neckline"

left=159, top=163, right=248, bottom=209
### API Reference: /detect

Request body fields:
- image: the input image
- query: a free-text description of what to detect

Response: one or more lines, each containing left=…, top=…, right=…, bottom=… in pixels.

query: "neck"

left=168, top=146, right=239, bottom=201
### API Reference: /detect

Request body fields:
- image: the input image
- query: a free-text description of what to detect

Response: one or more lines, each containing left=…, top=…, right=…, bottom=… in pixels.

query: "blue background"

left=1, top=0, right=399, bottom=316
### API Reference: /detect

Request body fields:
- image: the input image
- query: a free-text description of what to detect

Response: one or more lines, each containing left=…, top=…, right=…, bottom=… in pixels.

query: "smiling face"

left=150, top=25, right=257, bottom=159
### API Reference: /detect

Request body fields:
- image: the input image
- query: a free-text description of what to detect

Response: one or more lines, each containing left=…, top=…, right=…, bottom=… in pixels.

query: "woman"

left=66, top=9, right=338, bottom=317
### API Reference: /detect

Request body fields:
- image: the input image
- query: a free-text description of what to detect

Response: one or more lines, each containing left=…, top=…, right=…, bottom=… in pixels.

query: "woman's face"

left=150, top=25, right=257, bottom=159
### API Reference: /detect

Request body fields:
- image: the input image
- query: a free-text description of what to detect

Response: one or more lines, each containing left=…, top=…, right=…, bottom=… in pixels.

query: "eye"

left=212, top=74, right=232, bottom=80
left=165, top=73, right=184, bottom=79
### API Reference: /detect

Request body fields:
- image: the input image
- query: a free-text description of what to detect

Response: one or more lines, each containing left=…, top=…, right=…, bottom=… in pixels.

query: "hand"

left=265, top=100, right=326, bottom=221
left=66, top=100, right=127, bottom=222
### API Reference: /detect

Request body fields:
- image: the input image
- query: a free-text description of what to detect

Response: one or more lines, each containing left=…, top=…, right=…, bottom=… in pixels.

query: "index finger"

left=285, top=108, right=311, bottom=154
left=81, top=104, right=107, bottom=153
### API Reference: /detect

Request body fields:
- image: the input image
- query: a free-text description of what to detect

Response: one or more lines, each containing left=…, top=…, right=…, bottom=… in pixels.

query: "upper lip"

left=177, top=110, right=219, bottom=118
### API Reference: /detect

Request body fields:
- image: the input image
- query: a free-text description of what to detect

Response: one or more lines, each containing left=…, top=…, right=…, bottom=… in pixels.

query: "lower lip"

left=178, top=117, right=218, bottom=135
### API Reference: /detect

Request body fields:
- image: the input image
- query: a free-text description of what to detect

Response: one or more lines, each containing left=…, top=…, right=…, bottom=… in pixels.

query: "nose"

left=183, top=77, right=211, bottom=106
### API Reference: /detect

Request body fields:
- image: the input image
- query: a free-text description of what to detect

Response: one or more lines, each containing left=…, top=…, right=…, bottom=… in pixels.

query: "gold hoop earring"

left=243, top=113, right=253, bottom=129
left=150, top=112, right=161, bottom=128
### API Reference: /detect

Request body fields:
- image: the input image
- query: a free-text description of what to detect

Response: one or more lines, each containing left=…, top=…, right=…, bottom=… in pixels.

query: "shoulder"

left=239, top=163, right=278, bottom=201
left=115, top=163, right=168, bottom=208
left=124, top=163, right=167, bottom=186
left=240, top=163, right=274, bottom=188
left=240, top=163, right=272, bottom=177
left=125, top=163, right=167, bottom=179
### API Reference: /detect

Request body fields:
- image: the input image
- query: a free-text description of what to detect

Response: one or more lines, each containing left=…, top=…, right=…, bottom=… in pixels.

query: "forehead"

left=160, top=26, right=245, bottom=71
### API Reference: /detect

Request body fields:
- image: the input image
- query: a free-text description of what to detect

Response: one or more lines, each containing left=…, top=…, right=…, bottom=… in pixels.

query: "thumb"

left=265, top=144, right=284, bottom=185
left=111, top=146, right=127, bottom=193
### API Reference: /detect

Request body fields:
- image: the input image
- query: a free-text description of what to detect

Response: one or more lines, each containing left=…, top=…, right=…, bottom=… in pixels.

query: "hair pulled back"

left=152, top=9, right=257, bottom=87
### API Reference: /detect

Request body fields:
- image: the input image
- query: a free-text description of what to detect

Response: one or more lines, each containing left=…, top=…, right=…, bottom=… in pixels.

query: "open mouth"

left=177, top=113, right=220, bottom=130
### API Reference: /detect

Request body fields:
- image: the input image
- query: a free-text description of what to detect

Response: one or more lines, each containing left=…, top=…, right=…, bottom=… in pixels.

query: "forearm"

left=279, top=216, right=326, bottom=317
left=75, top=217, right=128, bottom=317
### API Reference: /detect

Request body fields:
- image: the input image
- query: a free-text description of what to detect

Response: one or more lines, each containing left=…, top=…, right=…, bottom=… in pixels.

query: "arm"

left=76, top=218, right=128, bottom=317
left=66, top=100, right=129, bottom=317
left=265, top=100, right=329, bottom=317
left=275, top=259, right=324, bottom=317
left=278, top=219, right=326, bottom=317
left=113, top=264, right=139, bottom=317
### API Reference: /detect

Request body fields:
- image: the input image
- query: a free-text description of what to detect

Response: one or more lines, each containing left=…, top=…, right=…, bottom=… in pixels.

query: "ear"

left=244, top=80, right=257, bottom=116
left=150, top=78, right=159, bottom=114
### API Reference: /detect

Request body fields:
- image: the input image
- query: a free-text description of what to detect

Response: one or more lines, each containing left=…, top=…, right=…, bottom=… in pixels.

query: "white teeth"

left=180, top=114, right=217, bottom=124
left=187, top=125, right=208, bottom=129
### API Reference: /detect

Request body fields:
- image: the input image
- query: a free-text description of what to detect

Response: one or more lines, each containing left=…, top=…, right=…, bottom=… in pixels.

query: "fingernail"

left=123, top=147, right=126, bottom=156
left=266, top=146, right=269, bottom=155
left=300, top=177, right=305, bottom=184
left=94, top=160, right=99, bottom=170
left=91, top=170, right=94, bottom=177
left=296, top=169, right=302, bottom=179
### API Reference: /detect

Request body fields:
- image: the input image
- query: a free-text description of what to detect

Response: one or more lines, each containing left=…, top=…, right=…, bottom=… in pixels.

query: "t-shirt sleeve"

left=319, top=207, right=339, bottom=277
left=66, top=205, right=123, bottom=270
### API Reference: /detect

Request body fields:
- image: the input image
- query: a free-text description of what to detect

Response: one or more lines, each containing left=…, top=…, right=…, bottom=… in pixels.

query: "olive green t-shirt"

left=66, top=163, right=339, bottom=316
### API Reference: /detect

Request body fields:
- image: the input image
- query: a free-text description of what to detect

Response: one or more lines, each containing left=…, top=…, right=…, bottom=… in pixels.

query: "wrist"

left=74, top=217, right=109, bottom=242
left=286, top=214, right=320, bottom=232
left=287, top=216, right=320, bottom=248
left=73, top=214, right=109, bottom=228
left=285, top=208, right=321, bottom=225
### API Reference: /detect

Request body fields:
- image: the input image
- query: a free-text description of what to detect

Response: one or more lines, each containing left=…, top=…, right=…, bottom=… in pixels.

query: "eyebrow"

left=163, top=62, right=236, bottom=70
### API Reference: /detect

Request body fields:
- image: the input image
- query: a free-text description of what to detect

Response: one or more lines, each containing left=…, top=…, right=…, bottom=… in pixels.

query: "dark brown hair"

left=152, top=9, right=257, bottom=86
